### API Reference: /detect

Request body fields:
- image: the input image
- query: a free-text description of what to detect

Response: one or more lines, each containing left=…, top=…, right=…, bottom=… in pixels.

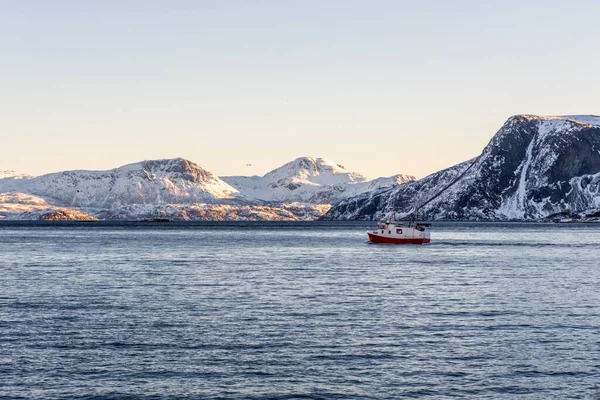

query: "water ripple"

left=1, top=221, right=599, bottom=399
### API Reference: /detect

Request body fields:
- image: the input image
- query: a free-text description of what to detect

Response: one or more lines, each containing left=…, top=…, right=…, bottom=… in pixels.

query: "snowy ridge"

left=0, top=158, right=241, bottom=209
left=325, top=114, right=600, bottom=221
left=542, top=115, right=600, bottom=127
left=222, top=157, right=414, bottom=203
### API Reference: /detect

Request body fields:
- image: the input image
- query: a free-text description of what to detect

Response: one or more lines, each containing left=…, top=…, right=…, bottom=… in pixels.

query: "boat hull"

left=368, top=233, right=430, bottom=244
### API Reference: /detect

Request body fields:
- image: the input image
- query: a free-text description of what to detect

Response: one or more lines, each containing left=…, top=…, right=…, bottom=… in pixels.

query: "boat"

left=367, top=203, right=431, bottom=244
left=367, top=220, right=431, bottom=244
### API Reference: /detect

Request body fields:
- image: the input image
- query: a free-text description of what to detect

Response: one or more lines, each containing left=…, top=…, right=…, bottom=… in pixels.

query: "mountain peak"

left=290, top=156, right=346, bottom=170
left=142, top=157, right=205, bottom=173
left=221, top=156, right=413, bottom=203
left=118, top=157, right=199, bottom=172
left=266, top=156, right=367, bottom=184
left=115, top=157, right=221, bottom=185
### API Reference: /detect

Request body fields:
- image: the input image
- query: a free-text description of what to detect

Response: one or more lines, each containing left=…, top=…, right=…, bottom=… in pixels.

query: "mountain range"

left=0, top=157, right=412, bottom=221
left=2, top=114, right=598, bottom=222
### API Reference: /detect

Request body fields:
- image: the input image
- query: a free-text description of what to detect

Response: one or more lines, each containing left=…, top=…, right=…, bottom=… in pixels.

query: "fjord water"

left=1, top=222, right=599, bottom=399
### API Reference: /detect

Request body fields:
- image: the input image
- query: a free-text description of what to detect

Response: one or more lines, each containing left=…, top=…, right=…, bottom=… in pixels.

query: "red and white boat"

left=367, top=221, right=431, bottom=244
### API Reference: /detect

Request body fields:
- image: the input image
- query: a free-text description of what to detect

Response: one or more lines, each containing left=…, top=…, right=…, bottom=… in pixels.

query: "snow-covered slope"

left=95, top=202, right=331, bottom=221
left=222, top=157, right=414, bottom=203
left=0, top=192, right=97, bottom=220
left=0, top=158, right=240, bottom=209
left=0, top=192, right=51, bottom=216
left=324, top=115, right=600, bottom=221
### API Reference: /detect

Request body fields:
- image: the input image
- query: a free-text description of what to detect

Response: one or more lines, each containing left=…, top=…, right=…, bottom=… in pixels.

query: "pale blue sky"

left=1, top=1, right=599, bottom=178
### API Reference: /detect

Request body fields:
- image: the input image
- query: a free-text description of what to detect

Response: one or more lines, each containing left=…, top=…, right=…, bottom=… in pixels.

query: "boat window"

left=396, top=229, right=402, bottom=234
left=381, top=230, right=384, bottom=234
left=388, top=230, right=391, bottom=234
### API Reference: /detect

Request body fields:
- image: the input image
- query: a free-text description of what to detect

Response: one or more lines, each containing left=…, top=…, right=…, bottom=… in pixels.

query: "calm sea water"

left=1, top=221, right=599, bottom=399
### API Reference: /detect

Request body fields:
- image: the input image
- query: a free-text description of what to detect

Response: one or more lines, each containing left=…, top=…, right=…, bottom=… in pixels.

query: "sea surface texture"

left=1, top=222, right=599, bottom=399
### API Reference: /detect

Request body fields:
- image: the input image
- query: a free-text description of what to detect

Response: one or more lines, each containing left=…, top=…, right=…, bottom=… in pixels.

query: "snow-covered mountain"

left=0, top=158, right=240, bottom=209
left=222, top=157, right=414, bottom=203
left=0, top=156, right=412, bottom=220
left=323, top=115, right=600, bottom=221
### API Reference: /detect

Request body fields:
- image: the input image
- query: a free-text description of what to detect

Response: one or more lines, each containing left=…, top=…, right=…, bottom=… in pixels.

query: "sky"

left=1, top=1, right=599, bottom=179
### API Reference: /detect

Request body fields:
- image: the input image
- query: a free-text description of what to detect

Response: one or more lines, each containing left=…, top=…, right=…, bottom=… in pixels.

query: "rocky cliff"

left=323, top=115, right=600, bottom=220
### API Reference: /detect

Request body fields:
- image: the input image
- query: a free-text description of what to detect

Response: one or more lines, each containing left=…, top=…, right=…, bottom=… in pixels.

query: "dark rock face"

left=142, top=158, right=218, bottom=184
left=324, top=115, right=600, bottom=221
left=40, top=209, right=98, bottom=221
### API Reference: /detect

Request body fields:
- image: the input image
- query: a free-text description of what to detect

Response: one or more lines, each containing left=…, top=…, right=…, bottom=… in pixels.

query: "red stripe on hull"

left=368, top=233, right=430, bottom=244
